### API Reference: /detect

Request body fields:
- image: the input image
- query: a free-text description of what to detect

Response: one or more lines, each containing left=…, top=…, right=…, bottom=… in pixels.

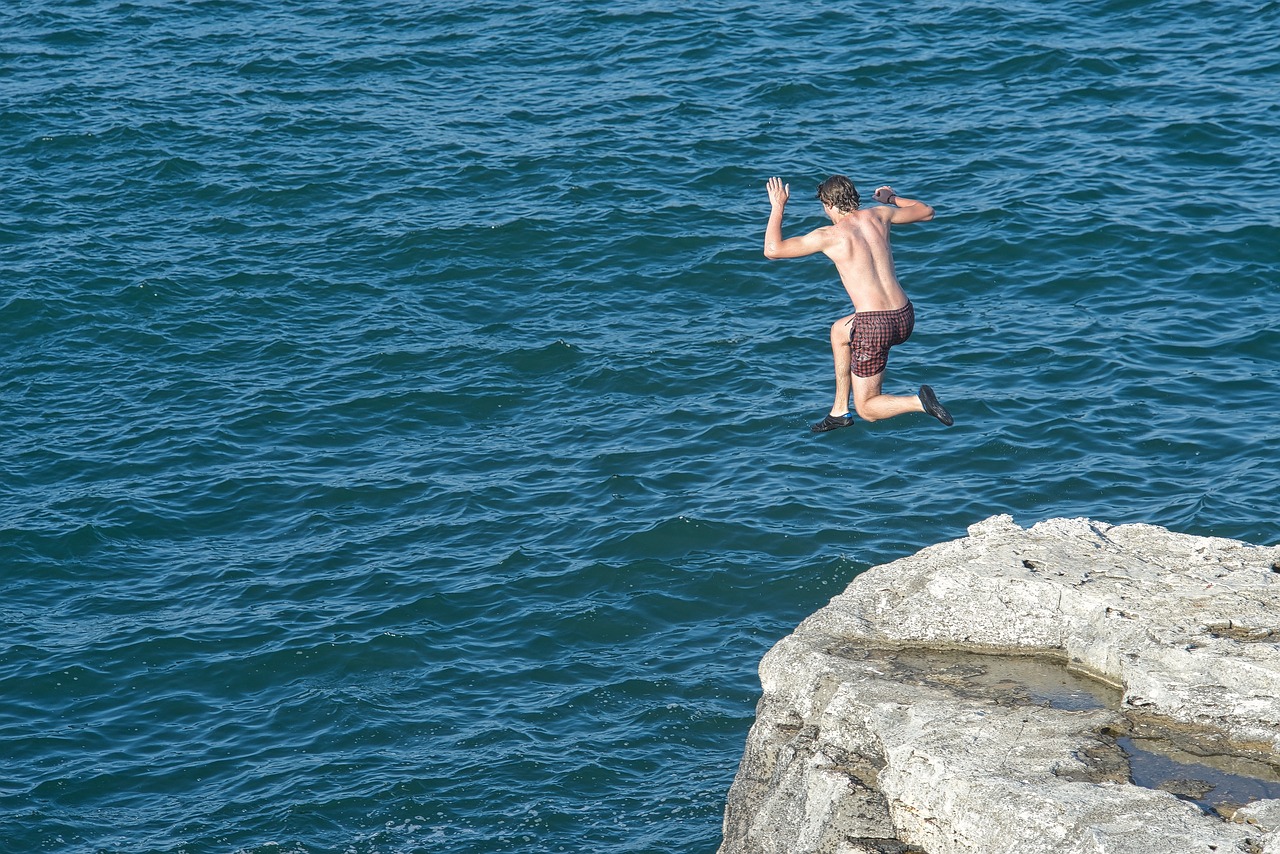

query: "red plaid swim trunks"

left=847, top=301, right=914, bottom=378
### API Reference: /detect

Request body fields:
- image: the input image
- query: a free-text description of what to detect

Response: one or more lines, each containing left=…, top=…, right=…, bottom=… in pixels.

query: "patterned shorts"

left=847, top=301, right=914, bottom=378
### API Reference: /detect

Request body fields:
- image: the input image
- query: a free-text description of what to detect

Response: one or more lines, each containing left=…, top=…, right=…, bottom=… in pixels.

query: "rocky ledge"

left=719, top=516, right=1280, bottom=854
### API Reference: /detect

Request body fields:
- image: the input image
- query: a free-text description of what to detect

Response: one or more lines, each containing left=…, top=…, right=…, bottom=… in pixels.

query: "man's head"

left=816, top=175, right=860, bottom=213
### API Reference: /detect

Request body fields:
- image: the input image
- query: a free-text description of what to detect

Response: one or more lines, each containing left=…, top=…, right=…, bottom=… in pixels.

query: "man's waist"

left=852, top=299, right=912, bottom=315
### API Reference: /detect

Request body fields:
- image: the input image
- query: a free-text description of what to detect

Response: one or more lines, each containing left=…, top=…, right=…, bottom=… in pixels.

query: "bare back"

left=819, top=208, right=907, bottom=312
left=762, top=177, right=934, bottom=312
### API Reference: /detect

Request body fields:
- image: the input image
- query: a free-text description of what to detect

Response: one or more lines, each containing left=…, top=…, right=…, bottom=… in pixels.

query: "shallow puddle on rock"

left=869, top=646, right=1122, bottom=711
left=1121, top=735, right=1280, bottom=814
left=938, top=650, right=1117, bottom=711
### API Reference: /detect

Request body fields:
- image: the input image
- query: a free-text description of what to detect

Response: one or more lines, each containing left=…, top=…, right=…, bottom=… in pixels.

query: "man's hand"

left=873, top=186, right=897, bottom=205
left=764, top=176, right=817, bottom=259
left=767, top=176, right=790, bottom=209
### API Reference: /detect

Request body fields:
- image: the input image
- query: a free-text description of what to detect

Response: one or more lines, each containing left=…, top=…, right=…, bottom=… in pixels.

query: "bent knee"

left=854, top=403, right=880, bottom=422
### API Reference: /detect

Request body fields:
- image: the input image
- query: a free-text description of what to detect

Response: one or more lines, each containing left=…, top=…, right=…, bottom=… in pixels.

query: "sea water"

left=2, top=1, right=1278, bottom=851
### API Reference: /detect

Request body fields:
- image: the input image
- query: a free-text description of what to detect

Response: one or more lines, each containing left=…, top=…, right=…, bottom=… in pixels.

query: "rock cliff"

left=719, top=516, right=1280, bottom=854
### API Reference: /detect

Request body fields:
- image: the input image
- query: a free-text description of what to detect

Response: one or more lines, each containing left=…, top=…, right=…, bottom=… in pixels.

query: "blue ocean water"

left=2, top=0, right=1278, bottom=851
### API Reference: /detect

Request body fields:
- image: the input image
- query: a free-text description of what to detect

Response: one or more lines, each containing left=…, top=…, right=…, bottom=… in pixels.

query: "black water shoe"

left=918, top=385, right=953, bottom=426
left=810, top=413, right=855, bottom=434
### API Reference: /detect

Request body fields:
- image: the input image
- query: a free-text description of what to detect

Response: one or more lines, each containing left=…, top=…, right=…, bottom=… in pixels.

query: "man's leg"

left=851, top=371, right=927, bottom=422
left=848, top=311, right=953, bottom=425
left=828, top=315, right=855, bottom=417
left=810, top=317, right=858, bottom=432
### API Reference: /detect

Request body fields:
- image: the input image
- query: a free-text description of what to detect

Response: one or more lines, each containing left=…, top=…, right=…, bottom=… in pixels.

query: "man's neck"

left=826, top=207, right=858, bottom=224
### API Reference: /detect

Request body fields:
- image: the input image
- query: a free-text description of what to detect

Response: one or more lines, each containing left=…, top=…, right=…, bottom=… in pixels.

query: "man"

left=763, top=174, right=953, bottom=433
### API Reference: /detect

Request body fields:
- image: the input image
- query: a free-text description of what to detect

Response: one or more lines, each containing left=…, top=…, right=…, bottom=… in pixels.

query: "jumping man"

left=764, top=174, right=953, bottom=433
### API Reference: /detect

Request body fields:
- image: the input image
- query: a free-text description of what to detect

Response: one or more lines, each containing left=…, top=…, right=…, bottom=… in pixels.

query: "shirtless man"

left=764, top=174, right=953, bottom=433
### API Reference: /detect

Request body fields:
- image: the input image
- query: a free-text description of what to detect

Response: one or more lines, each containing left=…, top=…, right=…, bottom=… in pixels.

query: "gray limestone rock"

left=719, top=516, right=1280, bottom=854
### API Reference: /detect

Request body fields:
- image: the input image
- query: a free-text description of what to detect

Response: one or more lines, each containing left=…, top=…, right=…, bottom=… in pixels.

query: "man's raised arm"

left=873, top=185, right=935, bottom=224
left=763, top=176, right=826, bottom=259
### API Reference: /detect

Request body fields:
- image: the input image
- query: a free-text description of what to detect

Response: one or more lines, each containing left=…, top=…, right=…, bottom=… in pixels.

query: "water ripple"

left=3, top=0, right=1279, bottom=851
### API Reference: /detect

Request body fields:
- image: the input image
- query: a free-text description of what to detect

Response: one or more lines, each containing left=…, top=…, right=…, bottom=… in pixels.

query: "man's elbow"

left=919, top=205, right=936, bottom=221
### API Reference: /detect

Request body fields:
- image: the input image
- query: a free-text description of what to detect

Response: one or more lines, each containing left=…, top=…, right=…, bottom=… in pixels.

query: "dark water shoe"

left=810, top=413, right=855, bottom=433
left=918, top=385, right=953, bottom=426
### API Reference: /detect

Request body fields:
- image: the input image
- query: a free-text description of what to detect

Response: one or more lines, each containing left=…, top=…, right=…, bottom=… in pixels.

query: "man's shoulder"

left=805, top=223, right=841, bottom=243
left=861, top=207, right=894, bottom=223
